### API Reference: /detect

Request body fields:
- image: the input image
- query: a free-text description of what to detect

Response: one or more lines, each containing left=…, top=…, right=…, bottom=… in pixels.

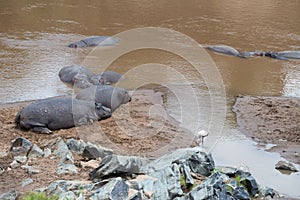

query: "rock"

left=10, top=160, right=20, bottom=168
left=80, top=159, right=100, bottom=169
left=28, top=144, right=44, bottom=158
left=89, top=177, right=128, bottom=200
left=66, top=138, right=86, bottom=154
left=0, top=189, right=18, bottom=200
left=129, top=175, right=169, bottom=200
left=57, top=163, right=77, bottom=175
left=275, top=160, right=298, bottom=172
left=43, top=148, right=52, bottom=157
left=144, top=148, right=214, bottom=176
left=239, top=174, right=259, bottom=196
left=180, top=161, right=194, bottom=188
left=89, top=155, right=150, bottom=180
left=0, top=164, right=4, bottom=175
left=82, top=142, right=113, bottom=159
left=21, top=165, right=40, bottom=174
left=218, top=166, right=238, bottom=177
left=259, top=186, right=276, bottom=198
left=148, top=163, right=183, bottom=199
left=21, top=178, right=34, bottom=187
left=59, top=191, right=76, bottom=200
left=10, top=137, right=32, bottom=157
left=233, top=186, right=251, bottom=200
left=186, top=172, right=233, bottom=200
left=13, top=155, right=27, bottom=164
left=52, top=138, right=74, bottom=161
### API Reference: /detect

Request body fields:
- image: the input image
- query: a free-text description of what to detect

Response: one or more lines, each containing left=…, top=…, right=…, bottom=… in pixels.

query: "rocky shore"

left=1, top=136, right=277, bottom=200
left=0, top=92, right=299, bottom=199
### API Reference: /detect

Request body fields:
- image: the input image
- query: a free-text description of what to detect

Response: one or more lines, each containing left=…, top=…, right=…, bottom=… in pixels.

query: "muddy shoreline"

left=233, top=95, right=300, bottom=165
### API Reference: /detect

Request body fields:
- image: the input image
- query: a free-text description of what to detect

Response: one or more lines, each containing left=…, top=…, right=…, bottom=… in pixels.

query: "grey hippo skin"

left=76, top=85, right=131, bottom=112
left=90, top=71, right=125, bottom=85
left=205, top=45, right=246, bottom=58
left=67, top=36, right=120, bottom=48
left=15, top=97, right=111, bottom=134
left=59, top=65, right=94, bottom=89
left=264, top=50, right=300, bottom=60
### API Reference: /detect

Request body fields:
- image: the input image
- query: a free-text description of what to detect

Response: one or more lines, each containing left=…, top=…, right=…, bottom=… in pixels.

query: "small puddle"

left=211, top=135, right=300, bottom=198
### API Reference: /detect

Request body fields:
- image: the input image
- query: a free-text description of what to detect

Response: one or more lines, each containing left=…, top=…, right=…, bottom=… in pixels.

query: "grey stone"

left=10, top=160, right=20, bottom=168
left=0, top=189, right=18, bottom=200
left=10, top=137, right=32, bottom=157
left=275, top=160, right=298, bottom=172
left=21, top=178, right=34, bottom=187
left=21, top=165, right=40, bottom=174
left=89, top=155, right=150, bottom=180
left=53, top=138, right=74, bottom=161
left=218, top=166, right=238, bottom=177
left=66, top=138, right=86, bottom=154
left=148, top=163, right=183, bottom=199
left=128, top=175, right=168, bottom=200
left=144, top=148, right=214, bottom=176
left=43, top=148, right=52, bottom=157
left=28, top=144, right=44, bottom=158
left=82, top=142, right=113, bottom=159
left=180, top=161, right=194, bottom=187
left=57, top=163, right=78, bottom=175
left=59, top=191, right=76, bottom=200
left=233, top=186, right=250, bottom=200
left=0, top=165, right=4, bottom=175
left=259, top=186, right=276, bottom=198
left=13, top=156, right=27, bottom=164
left=240, top=174, right=259, bottom=196
left=89, top=177, right=128, bottom=200
left=186, top=172, right=233, bottom=200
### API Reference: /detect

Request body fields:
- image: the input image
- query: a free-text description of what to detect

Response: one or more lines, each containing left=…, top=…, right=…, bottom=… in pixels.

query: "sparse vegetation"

left=23, top=192, right=58, bottom=200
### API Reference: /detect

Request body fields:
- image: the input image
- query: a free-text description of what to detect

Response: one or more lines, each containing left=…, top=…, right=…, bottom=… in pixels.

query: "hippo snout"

left=101, top=106, right=111, bottom=118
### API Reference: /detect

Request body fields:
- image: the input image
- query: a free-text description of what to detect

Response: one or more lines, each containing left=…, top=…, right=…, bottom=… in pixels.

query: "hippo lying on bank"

left=89, top=71, right=125, bottom=85
left=204, top=45, right=247, bottom=58
left=76, top=85, right=131, bottom=112
left=15, top=97, right=111, bottom=134
left=67, top=36, right=120, bottom=48
left=59, top=65, right=125, bottom=89
left=264, top=50, right=300, bottom=60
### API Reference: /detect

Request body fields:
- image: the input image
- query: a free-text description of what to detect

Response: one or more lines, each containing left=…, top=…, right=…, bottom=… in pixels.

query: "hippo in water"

left=59, top=65, right=95, bottom=89
left=15, top=97, right=111, bottom=134
left=89, top=71, right=125, bottom=85
left=264, top=50, right=300, bottom=60
left=67, top=36, right=120, bottom=48
left=204, top=45, right=247, bottom=58
left=59, top=66, right=125, bottom=89
left=76, top=85, right=131, bottom=112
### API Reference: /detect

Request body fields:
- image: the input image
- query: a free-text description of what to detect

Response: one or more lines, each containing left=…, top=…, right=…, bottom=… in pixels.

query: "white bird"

left=195, top=130, right=209, bottom=147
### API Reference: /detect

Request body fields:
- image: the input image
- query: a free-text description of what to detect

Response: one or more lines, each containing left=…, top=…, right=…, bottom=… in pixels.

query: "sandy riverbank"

left=233, top=95, right=300, bottom=165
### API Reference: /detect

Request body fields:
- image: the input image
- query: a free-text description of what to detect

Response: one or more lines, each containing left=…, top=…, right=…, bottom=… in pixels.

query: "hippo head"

left=95, top=103, right=111, bottom=119
left=121, top=90, right=132, bottom=104
left=67, top=41, right=87, bottom=48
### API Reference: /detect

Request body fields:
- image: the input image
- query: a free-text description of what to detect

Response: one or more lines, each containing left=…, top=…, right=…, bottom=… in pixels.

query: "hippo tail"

left=15, top=110, right=23, bottom=129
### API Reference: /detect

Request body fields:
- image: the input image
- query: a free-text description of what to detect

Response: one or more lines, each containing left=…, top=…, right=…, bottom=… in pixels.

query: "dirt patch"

left=233, top=95, right=300, bottom=165
left=0, top=89, right=194, bottom=197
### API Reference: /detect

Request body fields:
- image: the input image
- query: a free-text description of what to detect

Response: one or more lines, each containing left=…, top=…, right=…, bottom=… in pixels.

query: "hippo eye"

left=74, top=44, right=77, bottom=48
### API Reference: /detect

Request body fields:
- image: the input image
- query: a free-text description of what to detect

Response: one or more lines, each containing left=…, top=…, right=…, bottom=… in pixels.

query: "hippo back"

left=59, top=65, right=95, bottom=84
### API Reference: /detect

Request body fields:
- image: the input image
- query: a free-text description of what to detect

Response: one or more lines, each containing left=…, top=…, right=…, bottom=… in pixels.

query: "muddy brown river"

left=1, top=0, right=300, bottom=198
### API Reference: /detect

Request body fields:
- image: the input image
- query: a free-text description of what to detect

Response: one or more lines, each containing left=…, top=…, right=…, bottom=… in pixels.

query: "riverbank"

left=233, top=95, right=300, bottom=165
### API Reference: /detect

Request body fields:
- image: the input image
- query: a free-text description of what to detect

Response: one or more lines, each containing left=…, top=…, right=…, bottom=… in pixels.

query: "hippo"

left=67, top=36, right=120, bottom=48
left=264, top=51, right=300, bottom=60
left=15, top=97, right=111, bottom=134
left=76, top=85, right=131, bottom=112
left=59, top=65, right=95, bottom=88
left=90, top=71, right=125, bottom=85
left=204, top=45, right=247, bottom=58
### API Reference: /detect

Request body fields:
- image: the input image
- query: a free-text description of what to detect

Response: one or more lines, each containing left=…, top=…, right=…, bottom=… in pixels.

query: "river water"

left=0, top=0, right=300, bottom=198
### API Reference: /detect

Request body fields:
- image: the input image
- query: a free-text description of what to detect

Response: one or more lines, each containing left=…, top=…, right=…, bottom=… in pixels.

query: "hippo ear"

left=95, top=103, right=102, bottom=109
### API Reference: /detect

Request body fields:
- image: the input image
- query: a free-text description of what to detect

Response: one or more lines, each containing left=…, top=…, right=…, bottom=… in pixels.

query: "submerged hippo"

left=90, top=71, right=125, bottom=85
left=67, top=36, right=120, bottom=48
left=205, top=45, right=247, bottom=58
left=76, top=85, right=131, bottom=112
left=264, top=50, right=300, bottom=60
left=15, top=97, right=111, bottom=134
